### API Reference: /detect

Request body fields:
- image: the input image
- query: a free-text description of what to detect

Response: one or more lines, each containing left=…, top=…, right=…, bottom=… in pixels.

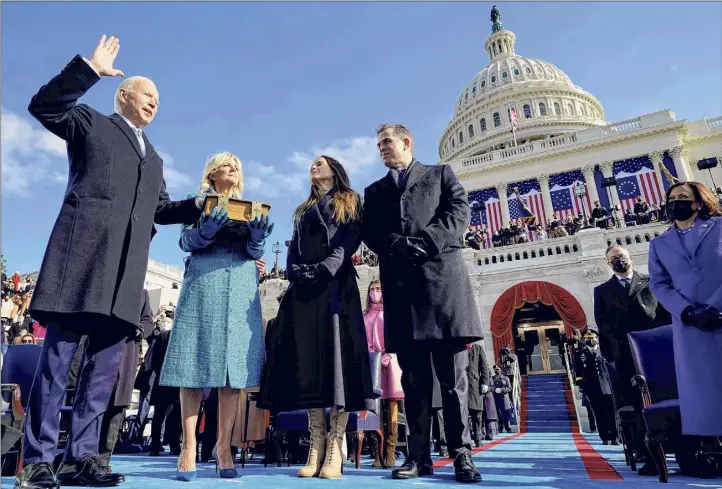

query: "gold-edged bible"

left=202, top=195, right=272, bottom=222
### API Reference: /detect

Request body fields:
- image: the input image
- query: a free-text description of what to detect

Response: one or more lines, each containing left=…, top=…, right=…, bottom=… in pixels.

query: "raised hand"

left=89, top=35, right=124, bottom=77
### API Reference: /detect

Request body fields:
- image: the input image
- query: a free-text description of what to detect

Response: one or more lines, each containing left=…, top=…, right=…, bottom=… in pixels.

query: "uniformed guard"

left=573, top=331, right=618, bottom=444
left=491, top=365, right=513, bottom=433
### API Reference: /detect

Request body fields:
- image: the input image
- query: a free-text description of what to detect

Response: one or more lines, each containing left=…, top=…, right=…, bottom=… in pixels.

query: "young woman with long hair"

left=257, top=155, right=377, bottom=479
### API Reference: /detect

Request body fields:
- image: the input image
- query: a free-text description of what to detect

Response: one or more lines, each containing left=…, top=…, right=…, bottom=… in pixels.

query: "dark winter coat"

left=361, top=160, right=483, bottom=351
left=257, top=189, right=377, bottom=413
left=27, top=55, right=200, bottom=332
left=467, top=343, right=497, bottom=419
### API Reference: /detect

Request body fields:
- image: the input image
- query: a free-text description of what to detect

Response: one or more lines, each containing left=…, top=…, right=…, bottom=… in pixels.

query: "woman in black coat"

left=258, top=156, right=376, bottom=480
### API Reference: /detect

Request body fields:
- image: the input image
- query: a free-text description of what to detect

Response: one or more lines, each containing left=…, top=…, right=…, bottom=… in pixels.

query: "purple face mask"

left=369, top=290, right=382, bottom=303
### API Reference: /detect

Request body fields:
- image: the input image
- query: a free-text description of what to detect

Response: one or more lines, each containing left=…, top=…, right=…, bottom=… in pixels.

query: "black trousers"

left=97, top=382, right=127, bottom=468
left=396, top=341, right=472, bottom=464
left=586, top=389, right=616, bottom=443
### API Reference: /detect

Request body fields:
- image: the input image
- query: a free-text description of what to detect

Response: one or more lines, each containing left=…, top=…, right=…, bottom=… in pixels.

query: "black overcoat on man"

left=361, top=160, right=483, bottom=350
left=593, top=271, right=670, bottom=404
left=361, top=159, right=482, bottom=466
left=27, top=55, right=200, bottom=332
left=467, top=343, right=497, bottom=418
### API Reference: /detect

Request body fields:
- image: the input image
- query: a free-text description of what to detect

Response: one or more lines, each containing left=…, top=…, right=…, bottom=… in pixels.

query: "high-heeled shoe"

left=176, top=449, right=197, bottom=482
left=213, top=446, right=239, bottom=479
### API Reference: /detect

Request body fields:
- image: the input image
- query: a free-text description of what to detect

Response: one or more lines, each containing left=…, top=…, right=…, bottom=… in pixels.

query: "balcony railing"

left=446, top=110, right=682, bottom=173
left=473, top=223, right=668, bottom=269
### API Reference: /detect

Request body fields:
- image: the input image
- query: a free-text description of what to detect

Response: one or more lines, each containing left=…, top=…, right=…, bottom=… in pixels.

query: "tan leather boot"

left=384, top=400, right=399, bottom=468
left=319, top=408, right=349, bottom=479
left=297, top=409, right=326, bottom=477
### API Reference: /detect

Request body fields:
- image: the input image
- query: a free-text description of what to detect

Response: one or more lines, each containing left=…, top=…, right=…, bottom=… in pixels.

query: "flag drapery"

left=469, top=188, right=503, bottom=248
left=549, top=170, right=592, bottom=220
left=507, top=180, right=546, bottom=227
left=613, top=156, right=664, bottom=213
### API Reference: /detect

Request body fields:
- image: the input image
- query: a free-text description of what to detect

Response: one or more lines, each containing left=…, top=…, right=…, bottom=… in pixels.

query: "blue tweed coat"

left=159, top=192, right=266, bottom=389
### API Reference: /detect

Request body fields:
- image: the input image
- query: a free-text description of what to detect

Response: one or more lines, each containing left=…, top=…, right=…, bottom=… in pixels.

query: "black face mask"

left=610, top=256, right=630, bottom=274
left=667, top=199, right=696, bottom=221
left=585, top=339, right=597, bottom=348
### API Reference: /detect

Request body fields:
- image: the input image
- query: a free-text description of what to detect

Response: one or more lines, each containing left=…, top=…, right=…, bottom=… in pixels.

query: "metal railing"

left=510, top=359, right=522, bottom=433
left=563, top=346, right=583, bottom=433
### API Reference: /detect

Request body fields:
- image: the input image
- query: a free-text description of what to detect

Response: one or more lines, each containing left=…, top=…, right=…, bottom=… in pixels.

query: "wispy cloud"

left=245, top=136, right=380, bottom=199
left=156, top=151, right=194, bottom=196
left=1, top=108, right=67, bottom=195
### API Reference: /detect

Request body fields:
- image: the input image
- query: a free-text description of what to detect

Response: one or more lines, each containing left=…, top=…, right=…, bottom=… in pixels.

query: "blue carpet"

left=3, top=433, right=706, bottom=488
left=525, top=374, right=574, bottom=433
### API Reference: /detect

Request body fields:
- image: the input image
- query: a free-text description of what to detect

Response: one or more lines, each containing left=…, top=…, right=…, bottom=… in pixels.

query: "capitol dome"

left=439, top=6, right=606, bottom=161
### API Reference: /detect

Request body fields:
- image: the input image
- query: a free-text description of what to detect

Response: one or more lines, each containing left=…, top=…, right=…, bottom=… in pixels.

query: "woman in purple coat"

left=647, top=181, right=722, bottom=437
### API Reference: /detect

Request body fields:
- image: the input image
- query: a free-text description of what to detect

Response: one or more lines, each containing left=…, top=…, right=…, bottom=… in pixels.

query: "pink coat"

left=364, top=303, right=404, bottom=399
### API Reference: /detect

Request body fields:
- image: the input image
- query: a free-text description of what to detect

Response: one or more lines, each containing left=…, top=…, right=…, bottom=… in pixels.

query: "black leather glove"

left=392, top=236, right=428, bottom=262
left=297, top=263, right=329, bottom=283
left=682, top=305, right=722, bottom=332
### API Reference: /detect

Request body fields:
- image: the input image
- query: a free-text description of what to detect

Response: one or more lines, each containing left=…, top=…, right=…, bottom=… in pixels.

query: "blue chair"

left=628, top=325, right=679, bottom=483
left=606, top=361, right=640, bottom=471
left=1, top=344, right=43, bottom=476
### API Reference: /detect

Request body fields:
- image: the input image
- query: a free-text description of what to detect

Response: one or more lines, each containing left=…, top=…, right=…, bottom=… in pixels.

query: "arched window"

left=523, top=104, right=532, bottom=119
left=458, top=131, right=464, bottom=144
left=554, top=102, right=561, bottom=115
left=491, top=75, right=497, bottom=83
left=567, top=103, right=574, bottom=115
left=465, top=93, right=469, bottom=102
left=513, top=68, right=520, bottom=76
left=481, top=80, right=486, bottom=88
left=468, top=125, right=475, bottom=138
left=472, top=86, right=477, bottom=94
left=480, top=118, right=487, bottom=131
left=502, top=71, right=508, bottom=79
left=539, top=102, right=547, bottom=116
left=452, top=138, right=456, bottom=148
left=493, top=112, right=501, bottom=127
left=525, top=66, right=532, bottom=75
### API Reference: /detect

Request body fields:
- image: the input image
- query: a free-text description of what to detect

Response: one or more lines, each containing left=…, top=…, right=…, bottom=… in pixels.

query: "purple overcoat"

left=648, top=216, right=722, bottom=436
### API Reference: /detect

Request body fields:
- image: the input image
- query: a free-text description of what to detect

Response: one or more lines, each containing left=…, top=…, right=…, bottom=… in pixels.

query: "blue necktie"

left=398, top=169, right=406, bottom=186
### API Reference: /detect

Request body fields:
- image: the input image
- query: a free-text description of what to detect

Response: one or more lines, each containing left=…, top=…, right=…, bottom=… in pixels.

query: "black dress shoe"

left=638, top=461, right=659, bottom=476
left=56, top=458, right=125, bottom=487
left=391, top=460, right=434, bottom=479
left=14, top=462, right=59, bottom=489
left=439, top=447, right=449, bottom=458
left=454, top=452, right=482, bottom=483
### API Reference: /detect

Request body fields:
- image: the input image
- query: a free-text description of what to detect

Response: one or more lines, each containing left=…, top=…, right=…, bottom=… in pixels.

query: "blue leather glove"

left=199, top=207, right=229, bottom=239
left=248, top=214, right=274, bottom=243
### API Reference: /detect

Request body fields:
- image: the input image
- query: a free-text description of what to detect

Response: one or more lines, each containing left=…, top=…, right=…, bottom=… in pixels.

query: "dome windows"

left=458, top=131, right=464, bottom=144
left=523, top=104, right=531, bottom=119
left=539, top=102, right=547, bottom=116
left=493, top=112, right=501, bottom=127
left=491, top=75, right=497, bottom=83
left=480, top=118, right=487, bottom=131
left=525, top=66, right=532, bottom=75
left=513, top=68, right=520, bottom=76
left=554, top=102, right=561, bottom=115
left=468, top=124, right=475, bottom=138
left=472, top=86, right=477, bottom=94
left=502, top=71, right=508, bottom=79
left=481, top=80, right=487, bottom=88
left=465, top=92, right=469, bottom=102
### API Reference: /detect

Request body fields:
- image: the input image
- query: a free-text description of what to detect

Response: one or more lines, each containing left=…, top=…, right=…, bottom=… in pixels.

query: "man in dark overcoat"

left=362, top=123, right=483, bottom=483
left=593, top=244, right=669, bottom=474
left=16, top=36, right=202, bottom=489
left=467, top=342, right=497, bottom=445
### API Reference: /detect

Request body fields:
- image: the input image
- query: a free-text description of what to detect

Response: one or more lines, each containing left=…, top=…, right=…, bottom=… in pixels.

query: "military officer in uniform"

left=491, top=365, right=513, bottom=433
left=573, top=332, right=617, bottom=445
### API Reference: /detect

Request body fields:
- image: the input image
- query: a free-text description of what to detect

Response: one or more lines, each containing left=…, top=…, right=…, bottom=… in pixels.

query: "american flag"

left=549, top=170, right=592, bottom=220
left=509, top=107, right=519, bottom=128
left=508, top=180, right=546, bottom=240
left=614, top=157, right=664, bottom=213
left=469, top=187, right=503, bottom=248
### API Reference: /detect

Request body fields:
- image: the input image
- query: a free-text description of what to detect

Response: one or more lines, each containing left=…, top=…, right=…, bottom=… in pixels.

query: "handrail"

left=563, top=345, right=583, bottom=433
left=510, top=358, right=522, bottom=433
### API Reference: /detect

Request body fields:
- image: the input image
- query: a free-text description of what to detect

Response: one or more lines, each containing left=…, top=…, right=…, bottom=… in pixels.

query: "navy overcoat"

left=27, top=55, right=200, bottom=331
left=648, top=216, right=722, bottom=436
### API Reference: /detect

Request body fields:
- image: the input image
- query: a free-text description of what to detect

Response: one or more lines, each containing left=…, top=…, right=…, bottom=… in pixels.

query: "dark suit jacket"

left=27, top=56, right=200, bottom=330
left=114, top=289, right=155, bottom=406
left=593, top=270, right=671, bottom=402
left=361, top=160, right=483, bottom=351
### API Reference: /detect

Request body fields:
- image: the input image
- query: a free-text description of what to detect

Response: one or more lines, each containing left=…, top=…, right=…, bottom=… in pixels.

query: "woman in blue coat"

left=648, top=181, right=722, bottom=437
left=159, top=152, right=273, bottom=480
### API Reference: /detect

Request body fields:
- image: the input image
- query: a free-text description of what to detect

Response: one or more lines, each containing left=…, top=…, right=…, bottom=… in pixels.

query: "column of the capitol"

left=599, top=161, right=624, bottom=227
left=648, top=151, right=669, bottom=190
left=538, top=174, right=554, bottom=223
left=670, top=146, right=695, bottom=182
left=581, top=165, right=600, bottom=205
left=497, top=183, right=511, bottom=225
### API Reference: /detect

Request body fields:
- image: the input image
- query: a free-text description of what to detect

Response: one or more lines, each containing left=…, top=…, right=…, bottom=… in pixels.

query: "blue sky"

left=2, top=1, right=721, bottom=274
